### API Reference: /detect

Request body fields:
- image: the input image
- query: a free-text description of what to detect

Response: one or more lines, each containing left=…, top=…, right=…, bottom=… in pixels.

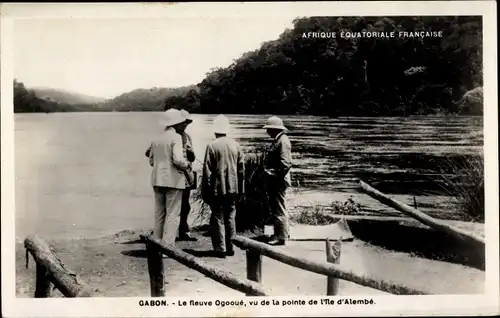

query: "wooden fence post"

left=146, top=243, right=165, bottom=297
left=24, top=235, right=92, bottom=297
left=142, top=234, right=268, bottom=296
left=325, top=238, right=342, bottom=296
left=35, top=263, right=53, bottom=298
left=246, top=249, right=262, bottom=288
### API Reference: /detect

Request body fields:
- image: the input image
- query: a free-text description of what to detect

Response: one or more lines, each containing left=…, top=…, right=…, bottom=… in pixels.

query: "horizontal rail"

left=232, top=236, right=429, bottom=295
left=140, top=234, right=268, bottom=296
left=359, top=180, right=485, bottom=246
left=24, top=235, right=92, bottom=297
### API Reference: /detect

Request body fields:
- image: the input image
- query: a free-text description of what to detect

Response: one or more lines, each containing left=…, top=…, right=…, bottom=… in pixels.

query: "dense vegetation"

left=15, top=16, right=482, bottom=116
left=99, top=86, right=196, bottom=111
left=168, top=16, right=483, bottom=116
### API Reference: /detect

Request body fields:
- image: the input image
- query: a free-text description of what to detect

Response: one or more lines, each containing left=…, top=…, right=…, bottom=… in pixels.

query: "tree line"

left=15, top=16, right=483, bottom=116
left=13, top=80, right=195, bottom=113
left=168, top=16, right=483, bottom=116
left=13, top=80, right=102, bottom=113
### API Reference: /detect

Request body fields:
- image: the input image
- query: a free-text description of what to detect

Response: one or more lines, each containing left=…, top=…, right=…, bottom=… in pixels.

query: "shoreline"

left=16, top=222, right=485, bottom=298
left=15, top=188, right=478, bottom=243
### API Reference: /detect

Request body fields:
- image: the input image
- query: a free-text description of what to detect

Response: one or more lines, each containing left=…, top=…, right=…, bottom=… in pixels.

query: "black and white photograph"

left=1, top=2, right=498, bottom=317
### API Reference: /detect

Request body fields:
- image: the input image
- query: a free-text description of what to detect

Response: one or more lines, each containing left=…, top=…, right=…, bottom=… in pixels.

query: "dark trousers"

left=209, top=194, right=237, bottom=253
left=178, top=189, right=192, bottom=236
left=268, top=185, right=289, bottom=241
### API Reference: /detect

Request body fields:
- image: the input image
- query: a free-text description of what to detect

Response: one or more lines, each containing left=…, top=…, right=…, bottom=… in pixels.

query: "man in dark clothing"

left=263, top=116, right=292, bottom=246
left=202, top=115, right=245, bottom=258
left=177, top=109, right=197, bottom=241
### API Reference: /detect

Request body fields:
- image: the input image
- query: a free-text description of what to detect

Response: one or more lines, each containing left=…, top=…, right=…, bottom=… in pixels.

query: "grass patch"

left=290, top=198, right=362, bottom=225
left=435, top=155, right=484, bottom=223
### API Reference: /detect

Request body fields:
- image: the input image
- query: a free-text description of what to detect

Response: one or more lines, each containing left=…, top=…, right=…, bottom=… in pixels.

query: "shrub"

left=330, top=197, right=362, bottom=215
left=436, top=155, right=484, bottom=223
left=235, top=152, right=271, bottom=232
left=190, top=150, right=272, bottom=233
left=458, top=87, right=483, bottom=115
left=290, top=205, right=338, bottom=226
left=290, top=198, right=363, bottom=225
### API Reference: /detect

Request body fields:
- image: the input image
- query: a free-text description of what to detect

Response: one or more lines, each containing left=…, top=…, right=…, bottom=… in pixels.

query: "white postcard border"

left=1, top=2, right=498, bottom=317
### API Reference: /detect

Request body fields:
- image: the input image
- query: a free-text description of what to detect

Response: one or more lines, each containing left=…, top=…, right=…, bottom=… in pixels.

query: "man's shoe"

left=268, top=239, right=286, bottom=246
left=226, top=250, right=235, bottom=257
left=176, top=234, right=198, bottom=242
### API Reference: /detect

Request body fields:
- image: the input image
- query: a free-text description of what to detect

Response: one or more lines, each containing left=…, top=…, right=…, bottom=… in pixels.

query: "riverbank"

left=16, top=220, right=485, bottom=298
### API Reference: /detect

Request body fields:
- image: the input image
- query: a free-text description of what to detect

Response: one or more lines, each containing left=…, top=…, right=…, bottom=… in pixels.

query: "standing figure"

left=147, top=109, right=192, bottom=244
left=177, top=109, right=198, bottom=241
left=263, top=116, right=292, bottom=246
left=201, top=115, right=245, bottom=258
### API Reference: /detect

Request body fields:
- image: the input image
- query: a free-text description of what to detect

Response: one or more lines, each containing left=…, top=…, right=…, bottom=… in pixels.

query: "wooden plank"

left=325, top=238, right=341, bottom=296
left=24, top=235, right=93, bottom=297
left=140, top=234, right=268, bottom=296
left=232, top=236, right=428, bottom=295
left=359, top=180, right=485, bottom=246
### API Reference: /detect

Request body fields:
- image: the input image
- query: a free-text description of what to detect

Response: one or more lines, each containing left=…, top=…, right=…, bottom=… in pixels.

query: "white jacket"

left=149, top=128, right=191, bottom=189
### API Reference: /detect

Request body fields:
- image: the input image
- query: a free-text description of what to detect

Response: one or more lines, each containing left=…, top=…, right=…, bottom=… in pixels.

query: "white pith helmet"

left=180, top=109, right=193, bottom=124
left=263, top=116, right=287, bottom=131
left=160, top=108, right=185, bottom=127
left=213, top=114, right=230, bottom=134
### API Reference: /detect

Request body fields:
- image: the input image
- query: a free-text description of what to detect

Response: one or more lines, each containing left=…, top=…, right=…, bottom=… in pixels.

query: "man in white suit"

left=146, top=109, right=197, bottom=241
left=148, top=108, right=193, bottom=244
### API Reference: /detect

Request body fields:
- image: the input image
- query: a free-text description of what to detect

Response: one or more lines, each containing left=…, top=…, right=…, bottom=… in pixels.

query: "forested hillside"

left=14, top=80, right=102, bottom=113
left=13, top=80, right=195, bottom=113
left=168, top=16, right=483, bottom=116
left=15, top=16, right=483, bottom=116
left=99, top=86, right=196, bottom=111
left=32, top=87, right=106, bottom=105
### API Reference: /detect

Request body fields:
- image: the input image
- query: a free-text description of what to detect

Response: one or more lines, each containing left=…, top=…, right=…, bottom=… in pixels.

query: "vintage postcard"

left=1, top=2, right=498, bottom=317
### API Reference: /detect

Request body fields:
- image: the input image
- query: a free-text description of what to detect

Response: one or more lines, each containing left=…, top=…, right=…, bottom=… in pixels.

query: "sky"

left=14, top=17, right=294, bottom=99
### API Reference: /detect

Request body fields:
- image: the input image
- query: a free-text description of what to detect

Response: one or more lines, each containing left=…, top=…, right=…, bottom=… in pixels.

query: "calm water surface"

left=14, top=112, right=483, bottom=239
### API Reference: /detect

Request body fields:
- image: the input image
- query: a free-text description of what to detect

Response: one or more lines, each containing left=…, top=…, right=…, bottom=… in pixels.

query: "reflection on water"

left=14, top=113, right=482, bottom=239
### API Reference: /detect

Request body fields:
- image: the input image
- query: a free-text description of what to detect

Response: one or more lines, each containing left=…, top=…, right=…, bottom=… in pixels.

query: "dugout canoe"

left=341, top=215, right=485, bottom=270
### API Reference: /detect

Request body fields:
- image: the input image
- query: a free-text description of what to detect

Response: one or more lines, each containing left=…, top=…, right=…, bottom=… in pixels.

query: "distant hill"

left=15, top=81, right=199, bottom=113
left=32, top=87, right=106, bottom=105
left=99, top=86, right=196, bottom=111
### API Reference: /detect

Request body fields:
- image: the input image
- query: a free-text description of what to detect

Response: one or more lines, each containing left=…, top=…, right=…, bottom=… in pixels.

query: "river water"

left=14, top=113, right=483, bottom=239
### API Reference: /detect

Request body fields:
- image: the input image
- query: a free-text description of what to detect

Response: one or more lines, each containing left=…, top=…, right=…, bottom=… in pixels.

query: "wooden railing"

left=27, top=180, right=478, bottom=298
left=231, top=236, right=428, bottom=295
left=140, top=233, right=428, bottom=296
left=139, top=234, right=268, bottom=296
left=24, top=235, right=93, bottom=297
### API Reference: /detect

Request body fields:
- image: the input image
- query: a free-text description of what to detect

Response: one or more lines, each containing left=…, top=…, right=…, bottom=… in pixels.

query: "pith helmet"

left=263, top=116, right=287, bottom=131
left=180, top=109, right=193, bottom=124
left=213, top=114, right=230, bottom=134
left=160, top=109, right=185, bottom=127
